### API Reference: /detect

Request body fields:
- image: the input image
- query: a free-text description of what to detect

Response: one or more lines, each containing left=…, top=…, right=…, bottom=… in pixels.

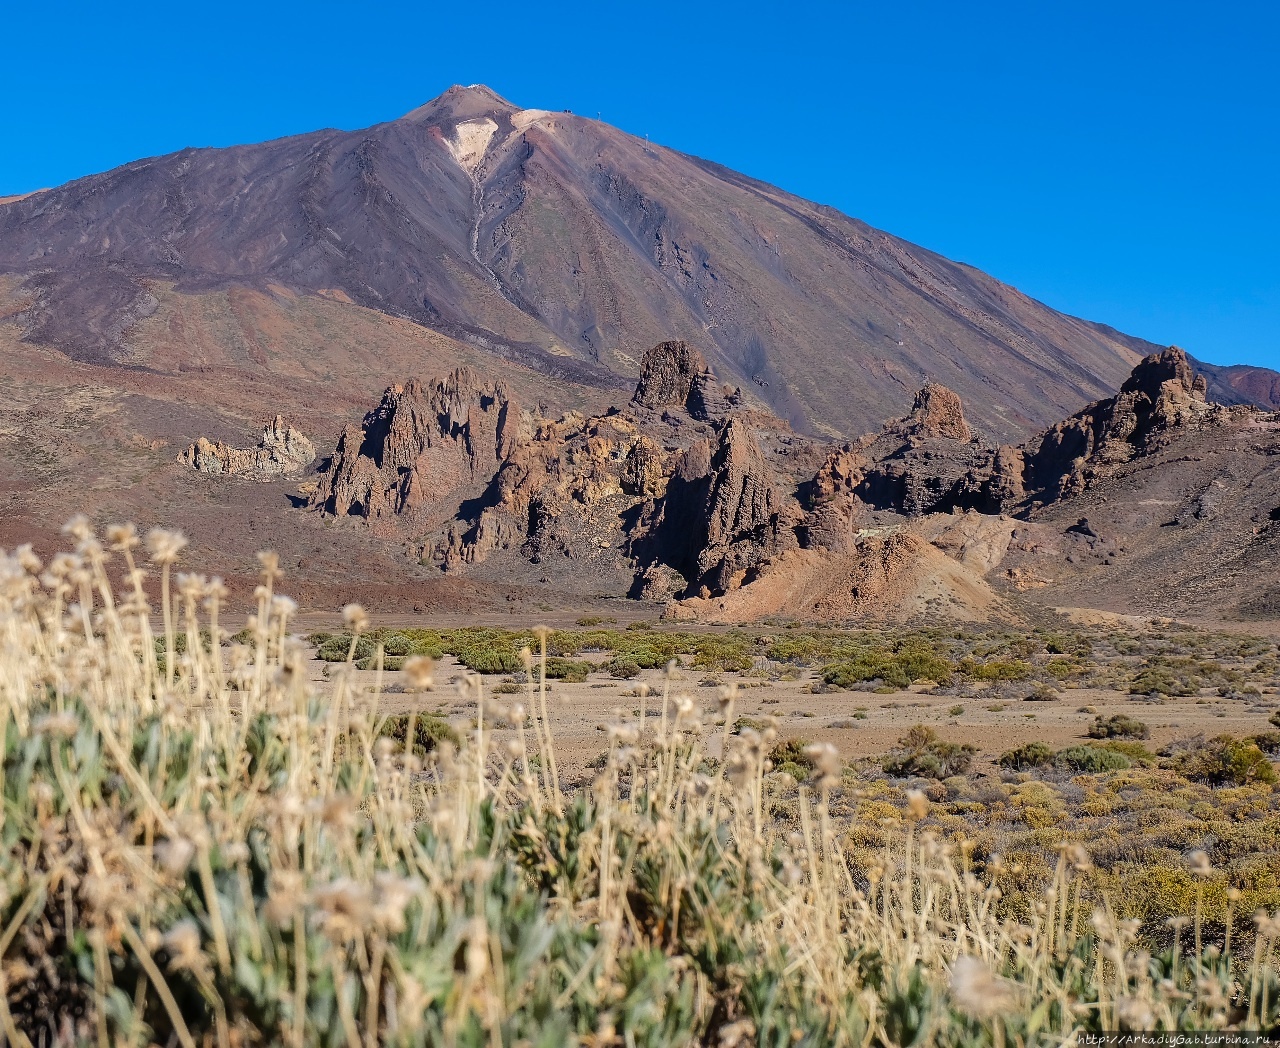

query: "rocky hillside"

left=304, top=342, right=1280, bottom=624
left=4, top=85, right=1275, bottom=444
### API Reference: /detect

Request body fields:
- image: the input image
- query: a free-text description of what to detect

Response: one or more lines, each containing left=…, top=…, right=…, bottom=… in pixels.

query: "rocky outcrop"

left=631, top=340, right=740, bottom=422
left=307, top=369, right=518, bottom=525
left=181, top=416, right=315, bottom=480
left=848, top=383, right=999, bottom=516
left=1018, top=347, right=1211, bottom=504
left=891, top=382, right=974, bottom=442
left=428, top=410, right=665, bottom=571
left=291, top=341, right=1255, bottom=622
left=642, top=419, right=800, bottom=596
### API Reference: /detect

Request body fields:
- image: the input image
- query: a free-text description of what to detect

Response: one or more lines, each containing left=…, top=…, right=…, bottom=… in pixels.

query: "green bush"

left=1044, top=658, right=1081, bottom=679
left=356, top=654, right=409, bottom=671
left=317, top=634, right=374, bottom=663
left=1088, top=714, right=1150, bottom=740
left=959, top=657, right=1032, bottom=682
left=377, top=631, right=415, bottom=656
left=1165, top=735, right=1278, bottom=786
left=609, top=660, right=641, bottom=679
left=377, top=713, right=459, bottom=755
left=765, top=634, right=834, bottom=665
left=612, top=647, right=666, bottom=670
left=769, top=738, right=815, bottom=781
left=1252, top=731, right=1280, bottom=755
left=822, top=646, right=953, bottom=690
left=1054, top=745, right=1132, bottom=773
left=690, top=643, right=754, bottom=673
left=1101, top=740, right=1157, bottom=765
left=999, top=742, right=1055, bottom=770
left=544, top=657, right=593, bottom=683
left=883, top=725, right=975, bottom=780
left=456, top=645, right=524, bottom=674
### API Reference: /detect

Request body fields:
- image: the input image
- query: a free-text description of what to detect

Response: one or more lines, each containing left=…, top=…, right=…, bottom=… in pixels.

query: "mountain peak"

left=400, top=84, right=518, bottom=125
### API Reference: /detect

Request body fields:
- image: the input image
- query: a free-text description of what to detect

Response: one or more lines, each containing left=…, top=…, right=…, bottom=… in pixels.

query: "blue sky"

left=3, top=0, right=1277, bottom=368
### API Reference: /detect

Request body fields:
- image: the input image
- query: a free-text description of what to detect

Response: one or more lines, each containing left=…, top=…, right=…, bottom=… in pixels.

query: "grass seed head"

left=342, top=603, right=369, bottom=633
left=154, top=837, right=196, bottom=877
left=950, top=955, right=1017, bottom=1018
left=144, top=528, right=188, bottom=565
left=404, top=655, right=434, bottom=690
left=161, top=920, right=206, bottom=973
left=105, top=523, right=138, bottom=551
left=1187, top=849, right=1215, bottom=878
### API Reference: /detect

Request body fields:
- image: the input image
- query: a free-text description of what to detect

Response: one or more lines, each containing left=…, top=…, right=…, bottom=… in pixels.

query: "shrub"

left=1054, top=745, right=1132, bottom=773
left=823, top=646, right=953, bottom=690
left=378, top=631, right=415, bottom=656
left=691, top=644, right=754, bottom=673
left=1252, top=731, right=1280, bottom=755
left=998, top=742, right=1055, bottom=770
left=1101, top=740, right=1157, bottom=765
left=1271, top=710, right=1280, bottom=729
left=769, top=738, right=815, bottom=781
left=316, top=634, right=373, bottom=663
left=1044, top=658, right=1081, bottom=680
left=959, top=657, right=1032, bottom=682
left=1088, top=714, right=1150, bottom=740
left=1164, top=734, right=1278, bottom=786
left=456, top=645, right=524, bottom=674
left=766, top=634, right=833, bottom=664
left=544, top=657, right=592, bottom=683
left=612, top=647, right=666, bottom=670
left=609, top=660, right=641, bottom=679
left=883, top=725, right=975, bottom=780
left=377, top=713, right=459, bottom=755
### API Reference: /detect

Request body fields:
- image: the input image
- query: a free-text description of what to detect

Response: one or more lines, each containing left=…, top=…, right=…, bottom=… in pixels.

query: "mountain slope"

left=8, top=85, right=1273, bottom=442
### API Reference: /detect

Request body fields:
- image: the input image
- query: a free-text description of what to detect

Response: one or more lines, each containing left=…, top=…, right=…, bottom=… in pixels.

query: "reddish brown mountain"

left=4, top=84, right=1273, bottom=445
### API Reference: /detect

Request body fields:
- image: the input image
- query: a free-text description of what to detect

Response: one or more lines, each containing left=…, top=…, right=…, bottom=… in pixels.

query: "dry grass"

left=0, top=523, right=1277, bottom=1045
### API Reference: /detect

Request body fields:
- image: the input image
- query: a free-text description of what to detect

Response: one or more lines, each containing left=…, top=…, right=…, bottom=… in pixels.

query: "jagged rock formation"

left=631, top=340, right=740, bottom=422
left=181, top=416, right=315, bottom=480
left=310, top=341, right=810, bottom=600
left=301, top=340, right=1280, bottom=623
left=428, top=409, right=662, bottom=572
left=640, top=419, right=800, bottom=597
left=830, top=384, right=999, bottom=517
left=307, top=369, right=519, bottom=527
left=1017, top=347, right=1212, bottom=504
left=892, top=382, right=974, bottom=442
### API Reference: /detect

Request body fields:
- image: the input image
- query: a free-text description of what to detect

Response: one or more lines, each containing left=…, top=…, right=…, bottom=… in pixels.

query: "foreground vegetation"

left=0, top=524, right=1277, bottom=1045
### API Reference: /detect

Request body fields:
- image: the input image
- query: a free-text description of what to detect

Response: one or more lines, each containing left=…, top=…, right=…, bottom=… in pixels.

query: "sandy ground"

left=305, top=654, right=1279, bottom=781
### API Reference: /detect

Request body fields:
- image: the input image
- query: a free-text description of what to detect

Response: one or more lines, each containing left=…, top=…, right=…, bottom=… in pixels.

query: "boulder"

left=893, top=382, right=974, bottom=442
left=631, top=340, right=705, bottom=410
left=181, top=416, right=315, bottom=480
left=631, top=339, right=737, bottom=421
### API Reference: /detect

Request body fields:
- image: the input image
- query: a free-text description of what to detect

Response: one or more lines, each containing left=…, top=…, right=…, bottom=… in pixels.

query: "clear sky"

left=3, top=0, right=1277, bottom=368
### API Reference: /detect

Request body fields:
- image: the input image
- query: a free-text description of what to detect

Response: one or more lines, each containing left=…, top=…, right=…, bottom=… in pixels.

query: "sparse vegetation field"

left=0, top=526, right=1277, bottom=1044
